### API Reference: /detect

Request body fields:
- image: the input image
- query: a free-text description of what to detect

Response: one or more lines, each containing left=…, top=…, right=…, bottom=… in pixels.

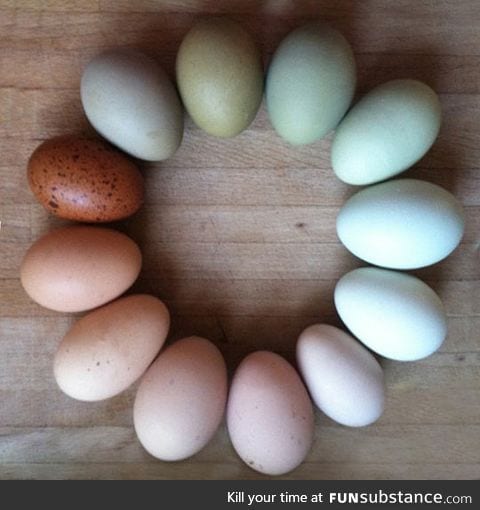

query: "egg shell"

left=297, top=324, right=384, bottom=427
left=332, top=79, right=441, bottom=185
left=54, top=294, right=169, bottom=402
left=20, top=225, right=141, bottom=312
left=226, top=351, right=314, bottom=476
left=176, top=17, right=263, bottom=138
left=27, top=135, right=144, bottom=222
left=334, top=267, right=447, bottom=361
left=266, top=21, right=356, bottom=145
left=81, top=49, right=183, bottom=161
left=337, top=179, right=465, bottom=269
left=133, top=336, right=227, bottom=461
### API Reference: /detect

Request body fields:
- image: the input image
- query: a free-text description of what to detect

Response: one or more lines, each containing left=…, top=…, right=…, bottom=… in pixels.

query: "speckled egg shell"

left=27, top=135, right=144, bottom=222
left=54, top=294, right=170, bottom=402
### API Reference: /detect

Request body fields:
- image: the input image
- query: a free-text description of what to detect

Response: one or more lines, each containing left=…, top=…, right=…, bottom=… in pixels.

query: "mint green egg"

left=331, top=79, right=442, bottom=185
left=266, top=22, right=356, bottom=146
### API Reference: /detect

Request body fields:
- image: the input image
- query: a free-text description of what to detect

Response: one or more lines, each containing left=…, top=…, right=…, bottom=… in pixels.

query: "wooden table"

left=1, top=0, right=479, bottom=480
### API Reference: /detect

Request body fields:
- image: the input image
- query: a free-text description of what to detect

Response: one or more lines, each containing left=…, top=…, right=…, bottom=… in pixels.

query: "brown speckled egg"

left=27, top=135, right=144, bottom=222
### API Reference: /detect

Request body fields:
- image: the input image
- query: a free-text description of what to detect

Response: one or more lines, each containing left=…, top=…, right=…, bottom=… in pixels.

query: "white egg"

left=297, top=324, right=384, bottom=427
left=334, top=267, right=447, bottom=361
left=337, top=179, right=465, bottom=269
left=81, top=49, right=183, bottom=161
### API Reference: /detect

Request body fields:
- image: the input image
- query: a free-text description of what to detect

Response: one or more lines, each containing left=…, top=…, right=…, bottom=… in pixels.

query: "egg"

left=332, top=79, right=441, bottom=185
left=20, top=225, right=141, bottom=312
left=296, top=324, right=384, bottom=427
left=334, top=267, right=447, bottom=361
left=54, top=294, right=169, bottom=401
left=81, top=49, right=183, bottom=161
left=226, top=351, right=314, bottom=476
left=337, top=179, right=465, bottom=269
left=266, top=21, right=356, bottom=145
left=176, top=17, right=263, bottom=137
left=134, top=336, right=227, bottom=461
left=27, top=135, right=144, bottom=222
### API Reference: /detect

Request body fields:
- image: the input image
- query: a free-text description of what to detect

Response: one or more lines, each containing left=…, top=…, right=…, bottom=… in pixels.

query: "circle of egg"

left=20, top=17, right=465, bottom=477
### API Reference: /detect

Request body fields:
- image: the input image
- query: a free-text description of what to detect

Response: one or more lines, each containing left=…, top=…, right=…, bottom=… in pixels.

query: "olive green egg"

left=176, top=18, right=263, bottom=138
left=266, top=22, right=356, bottom=145
left=331, top=79, right=442, bottom=185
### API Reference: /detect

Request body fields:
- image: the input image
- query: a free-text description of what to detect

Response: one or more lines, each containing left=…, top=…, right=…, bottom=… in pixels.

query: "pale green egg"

left=332, top=79, right=441, bottom=185
left=266, top=21, right=356, bottom=145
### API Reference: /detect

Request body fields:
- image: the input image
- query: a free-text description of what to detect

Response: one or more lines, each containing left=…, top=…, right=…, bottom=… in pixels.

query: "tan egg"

left=226, top=351, right=314, bottom=476
left=176, top=17, right=263, bottom=137
left=20, top=225, right=141, bottom=312
left=134, top=336, right=227, bottom=461
left=28, top=135, right=144, bottom=223
left=297, top=324, right=385, bottom=427
left=54, top=294, right=170, bottom=401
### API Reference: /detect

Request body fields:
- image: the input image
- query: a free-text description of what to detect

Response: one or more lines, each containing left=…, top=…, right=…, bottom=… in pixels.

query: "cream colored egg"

left=81, top=49, right=183, bottom=161
left=226, top=351, right=314, bottom=476
left=134, top=336, right=227, bottom=461
left=297, top=324, right=384, bottom=427
left=332, top=79, right=441, bottom=185
left=54, top=294, right=170, bottom=401
left=20, top=226, right=142, bottom=312
left=336, top=179, right=465, bottom=269
left=176, top=17, right=263, bottom=137
left=334, top=267, right=447, bottom=361
left=266, top=21, right=356, bottom=145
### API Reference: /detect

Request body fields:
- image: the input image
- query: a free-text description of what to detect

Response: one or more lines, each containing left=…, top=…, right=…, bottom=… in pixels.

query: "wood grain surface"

left=1, top=0, right=479, bottom=480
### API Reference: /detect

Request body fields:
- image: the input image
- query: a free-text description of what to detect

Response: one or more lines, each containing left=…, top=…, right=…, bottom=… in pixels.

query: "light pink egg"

left=134, top=336, right=227, bottom=461
left=297, top=324, right=385, bottom=427
left=227, top=350, right=314, bottom=476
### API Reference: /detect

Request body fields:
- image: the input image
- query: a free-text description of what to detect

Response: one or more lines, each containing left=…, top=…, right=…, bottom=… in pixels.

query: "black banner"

left=1, top=480, right=477, bottom=509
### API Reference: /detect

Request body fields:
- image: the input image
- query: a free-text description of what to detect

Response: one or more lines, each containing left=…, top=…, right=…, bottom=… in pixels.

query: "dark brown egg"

left=27, top=135, right=144, bottom=222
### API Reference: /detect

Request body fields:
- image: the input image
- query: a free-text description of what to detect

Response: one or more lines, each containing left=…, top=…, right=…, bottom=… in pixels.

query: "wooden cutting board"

left=0, top=0, right=479, bottom=480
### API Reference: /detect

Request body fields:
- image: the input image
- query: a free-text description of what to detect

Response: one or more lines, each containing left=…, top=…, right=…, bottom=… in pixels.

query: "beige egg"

left=20, top=226, right=141, bottom=312
left=134, top=336, right=227, bottom=461
left=54, top=294, right=170, bottom=401
left=176, top=17, right=263, bottom=137
left=297, top=324, right=385, bottom=427
left=226, top=351, right=314, bottom=476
